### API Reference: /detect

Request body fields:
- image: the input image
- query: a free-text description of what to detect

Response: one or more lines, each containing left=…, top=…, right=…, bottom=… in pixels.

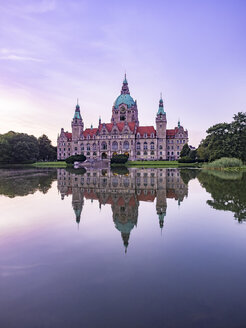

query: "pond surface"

left=0, top=167, right=245, bottom=328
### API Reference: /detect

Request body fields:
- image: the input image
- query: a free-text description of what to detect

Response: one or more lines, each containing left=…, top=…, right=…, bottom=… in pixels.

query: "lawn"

left=31, top=161, right=67, bottom=168
left=126, top=160, right=199, bottom=167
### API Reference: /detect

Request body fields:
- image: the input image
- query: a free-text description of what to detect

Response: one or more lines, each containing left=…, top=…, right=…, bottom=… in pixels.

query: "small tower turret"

left=72, top=101, right=84, bottom=141
left=155, top=94, right=167, bottom=159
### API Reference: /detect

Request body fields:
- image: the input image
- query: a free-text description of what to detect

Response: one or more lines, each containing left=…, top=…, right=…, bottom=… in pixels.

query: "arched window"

left=143, top=142, right=148, bottom=150
left=136, top=142, right=141, bottom=150
left=112, top=129, right=117, bottom=135
left=87, top=143, right=90, bottom=151
left=144, top=151, right=147, bottom=155
left=137, top=151, right=140, bottom=155
left=159, top=145, right=163, bottom=150
left=151, top=150, right=154, bottom=155
left=150, top=142, right=154, bottom=150
left=112, top=141, right=118, bottom=151
left=101, top=142, right=107, bottom=150
left=93, top=152, right=97, bottom=156
left=137, top=133, right=140, bottom=138
left=93, top=143, right=97, bottom=150
left=123, top=141, right=129, bottom=150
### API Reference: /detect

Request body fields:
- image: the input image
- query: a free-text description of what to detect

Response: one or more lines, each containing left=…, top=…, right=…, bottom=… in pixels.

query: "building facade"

left=57, top=75, right=188, bottom=161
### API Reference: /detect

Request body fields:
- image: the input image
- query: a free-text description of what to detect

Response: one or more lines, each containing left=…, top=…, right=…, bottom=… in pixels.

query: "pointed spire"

left=157, top=94, right=165, bottom=115
left=91, top=124, right=93, bottom=129
left=178, top=118, right=180, bottom=128
left=76, top=98, right=80, bottom=110
left=99, top=115, right=101, bottom=125
left=121, top=73, right=130, bottom=95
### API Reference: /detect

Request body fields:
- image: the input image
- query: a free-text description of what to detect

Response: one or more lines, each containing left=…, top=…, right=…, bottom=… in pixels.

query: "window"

left=144, top=151, right=147, bottom=155
left=136, top=142, right=141, bottom=150
left=112, top=141, right=118, bottom=151
left=151, top=150, right=154, bottom=155
left=144, top=142, right=148, bottom=150
left=137, top=133, right=140, bottom=138
left=87, top=143, right=90, bottom=151
left=93, top=143, right=97, bottom=150
left=123, top=141, right=129, bottom=150
left=137, top=151, right=140, bottom=155
left=159, top=145, right=163, bottom=150
left=101, top=141, right=107, bottom=150
left=144, top=133, right=147, bottom=138
left=150, top=142, right=154, bottom=150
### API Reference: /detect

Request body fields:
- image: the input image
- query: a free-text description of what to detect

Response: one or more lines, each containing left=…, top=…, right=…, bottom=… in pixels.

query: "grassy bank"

left=31, top=161, right=67, bottom=168
left=202, top=158, right=246, bottom=171
left=120, top=160, right=200, bottom=168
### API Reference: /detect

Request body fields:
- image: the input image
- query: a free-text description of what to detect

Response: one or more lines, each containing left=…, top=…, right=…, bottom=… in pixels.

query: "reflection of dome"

left=114, top=94, right=135, bottom=109
left=114, top=220, right=135, bottom=234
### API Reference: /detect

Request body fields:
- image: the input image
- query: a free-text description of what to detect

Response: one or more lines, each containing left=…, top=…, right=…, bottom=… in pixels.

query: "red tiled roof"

left=83, top=128, right=98, bottom=137
left=136, top=126, right=156, bottom=137
left=137, top=191, right=155, bottom=202
left=129, top=195, right=137, bottom=207
left=98, top=122, right=136, bottom=133
left=166, top=190, right=176, bottom=198
left=64, top=132, right=72, bottom=140
left=166, top=128, right=179, bottom=137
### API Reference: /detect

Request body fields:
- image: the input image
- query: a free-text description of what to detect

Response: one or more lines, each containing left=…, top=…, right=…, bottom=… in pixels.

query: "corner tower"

left=156, top=95, right=167, bottom=160
left=111, top=74, right=139, bottom=126
left=72, top=101, right=84, bottom=141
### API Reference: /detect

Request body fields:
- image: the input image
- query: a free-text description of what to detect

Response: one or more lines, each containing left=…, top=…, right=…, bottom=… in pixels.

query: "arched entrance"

left=101, top=152, right=107, bottom=159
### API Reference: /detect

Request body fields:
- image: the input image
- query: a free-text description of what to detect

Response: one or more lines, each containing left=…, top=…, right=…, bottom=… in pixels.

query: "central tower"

left=111, top=74, right=139, bottom=126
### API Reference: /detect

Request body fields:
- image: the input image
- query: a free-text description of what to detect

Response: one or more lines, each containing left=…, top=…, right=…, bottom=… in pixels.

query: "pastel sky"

left=0, top=0, right=245, bottom=146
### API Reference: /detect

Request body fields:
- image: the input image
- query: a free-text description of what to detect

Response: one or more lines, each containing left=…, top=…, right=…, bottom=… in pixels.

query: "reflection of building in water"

left=57, top=168, right=188, bottom=251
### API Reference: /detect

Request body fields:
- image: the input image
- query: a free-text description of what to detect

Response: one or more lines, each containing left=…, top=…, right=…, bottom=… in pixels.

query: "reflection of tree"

left=180, top=169, right=199, bottom=185
left=198, top=170, right=246, bottom=222
left=0, top=169, right=56, bottom=198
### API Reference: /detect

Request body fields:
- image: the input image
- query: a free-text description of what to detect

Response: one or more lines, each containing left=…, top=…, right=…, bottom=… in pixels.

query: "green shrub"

left=65, top=154, right=86, bottom=164
left=111, top=154, right=129, bottom=164
left=178, top=156, right=196, bottom=163
left=204, top=157, right=243, bottom=169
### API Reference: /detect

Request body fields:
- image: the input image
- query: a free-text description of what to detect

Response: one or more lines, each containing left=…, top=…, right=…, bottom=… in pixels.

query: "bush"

left=111, top=154, right=129, bottom=164
left=178, top=156, right=196, bottom=163
left=204, top=157, right=243, bottom=169
left=65, top=154, right=86, bottom=164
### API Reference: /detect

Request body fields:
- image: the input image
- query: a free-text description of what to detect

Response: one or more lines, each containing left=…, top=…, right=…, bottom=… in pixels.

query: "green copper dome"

left=114, top=94, right=135, bottom=109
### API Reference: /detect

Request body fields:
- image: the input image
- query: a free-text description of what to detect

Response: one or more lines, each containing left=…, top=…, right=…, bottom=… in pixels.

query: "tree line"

left=0, top=132, right=57, bottom=164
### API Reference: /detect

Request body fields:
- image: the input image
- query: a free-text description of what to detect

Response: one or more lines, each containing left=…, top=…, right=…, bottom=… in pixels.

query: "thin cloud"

left=0, top=54, right=44, bottom=62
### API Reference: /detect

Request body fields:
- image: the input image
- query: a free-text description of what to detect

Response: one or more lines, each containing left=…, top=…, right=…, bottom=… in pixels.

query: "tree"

left=197, top=112, right=246, bottom=162
left=38, top=134, right=57, bottom=161
left=0, top=132, right=39, bottom=163
left=180, top=143, right=190, bottom=157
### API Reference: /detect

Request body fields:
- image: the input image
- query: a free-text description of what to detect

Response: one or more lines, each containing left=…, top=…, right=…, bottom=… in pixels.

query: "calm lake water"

left=0, top=167, right=245, bottom=328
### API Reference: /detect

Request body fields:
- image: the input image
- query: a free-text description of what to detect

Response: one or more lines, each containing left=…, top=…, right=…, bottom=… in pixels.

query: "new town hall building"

left=57, top=75, right=188, bottom=161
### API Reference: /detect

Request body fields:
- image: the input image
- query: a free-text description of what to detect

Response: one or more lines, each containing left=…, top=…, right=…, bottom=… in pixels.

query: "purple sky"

left=0, top=0, right=245, bottom=146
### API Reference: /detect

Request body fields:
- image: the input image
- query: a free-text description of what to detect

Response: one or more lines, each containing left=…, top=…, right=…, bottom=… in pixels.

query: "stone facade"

left=57, top=75, right=188, bottom=161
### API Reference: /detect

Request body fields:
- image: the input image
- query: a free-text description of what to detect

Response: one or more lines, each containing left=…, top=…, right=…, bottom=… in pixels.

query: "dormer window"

left=151, top=133, right=154, bottom=138
left=144, top=133, right=147, bottom=138
left=137, top=133, right=140, bottom=138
